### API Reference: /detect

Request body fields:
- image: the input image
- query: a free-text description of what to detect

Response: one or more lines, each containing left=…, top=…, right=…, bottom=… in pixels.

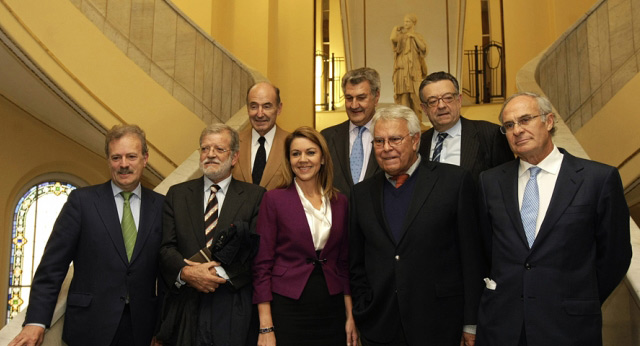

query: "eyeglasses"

left=372, top=134, right=412, bottom=148
left=199, top=146, right=230, bottom=155
left=424, top=93, right=458, bottom=108
left=500, top=114, right=544, bottom=134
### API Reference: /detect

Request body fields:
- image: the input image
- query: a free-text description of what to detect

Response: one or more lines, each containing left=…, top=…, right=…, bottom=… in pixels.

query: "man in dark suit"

left=350, top=105, right=485, bottom=346
left=418, top=71, right=513, bottom=181
left=159, top=124, right=265, bottom=345
left=10, top=125, right=164, bottom=346
left=475, top=92, right=631, bottom=345
left=321, top=67, right=382, bottom=197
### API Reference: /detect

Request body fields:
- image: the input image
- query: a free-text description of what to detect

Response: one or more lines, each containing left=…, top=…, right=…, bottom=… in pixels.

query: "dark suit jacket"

left=476, top=149, right=631, bottom=346
left=349, top=160, right=485, bottom=345
left=159, top=177, right=265, bottom=345
left=25, top=181, right=164, bottom=346
left=321, top=120, right=381, bottom=198
left=252, top=184, right=350, bottom=303
left=419, top=117, right=513, bottom=181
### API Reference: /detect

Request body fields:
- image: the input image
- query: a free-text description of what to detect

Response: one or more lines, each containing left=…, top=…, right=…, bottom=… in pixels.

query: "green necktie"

left=121, top=191, right=137, bottom=261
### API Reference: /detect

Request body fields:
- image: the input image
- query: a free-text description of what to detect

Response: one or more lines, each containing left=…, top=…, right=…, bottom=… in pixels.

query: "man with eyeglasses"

left=158, top=124, right=265, bottom=345
left=321, top=67, right=382, bottom=198
left=349, top=105, right=485, bottom=346
left=418, top=71, right=513, bottom=181
left=475, top=92, right=631, bottom=346
left=232, top=82, right=290, bottom=190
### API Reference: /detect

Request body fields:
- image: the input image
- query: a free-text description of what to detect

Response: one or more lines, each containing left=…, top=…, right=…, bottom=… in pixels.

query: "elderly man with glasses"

left=418, top=71, right=514, bottom=182
left=475, top=92, right=631, bottom=346
left=349, top=104, right=485, bottom=346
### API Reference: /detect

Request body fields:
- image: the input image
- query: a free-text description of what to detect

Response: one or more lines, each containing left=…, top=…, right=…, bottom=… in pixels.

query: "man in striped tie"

left=159, top=124, right=265, bottom=346
left=475, top=92, right=631, bottom=346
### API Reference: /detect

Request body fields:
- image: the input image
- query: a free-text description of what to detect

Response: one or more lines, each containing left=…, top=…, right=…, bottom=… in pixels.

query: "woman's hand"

left=345, top=316, right=358, bottom=346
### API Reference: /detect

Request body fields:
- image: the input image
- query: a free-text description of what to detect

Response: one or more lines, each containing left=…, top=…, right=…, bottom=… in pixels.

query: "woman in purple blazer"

left=253, top=127, right=357, bottom=346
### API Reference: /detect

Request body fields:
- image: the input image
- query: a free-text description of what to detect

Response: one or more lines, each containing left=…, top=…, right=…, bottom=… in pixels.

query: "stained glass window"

left=7, top=181, right=76, bottom=322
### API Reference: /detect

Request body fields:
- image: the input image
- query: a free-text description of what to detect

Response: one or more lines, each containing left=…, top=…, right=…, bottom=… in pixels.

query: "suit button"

left=395, top=255, right=400, bottom=261
left=525, top=263, right=532, bottom=270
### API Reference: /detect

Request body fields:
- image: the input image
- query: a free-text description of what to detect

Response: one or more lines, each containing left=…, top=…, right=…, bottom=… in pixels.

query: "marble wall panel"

left=601, top=77, right=612, bottom=104
left=566, top=31, right=582, bottom=116
left=220, top=54, right=233, bottom=122
left=81, top=1, right=106, bottom=32
left=203, top=43, right=214, bottom=110
left=88, top=0, right=107, bottom=15
left=597, top=4, right=612, bottom=81
left=591, top=87, right=603, bottom=115
left=231, top=62, right=242, bottom=113
left=130, top=0, right=155, bottom=56
left=608, top=0, right=633, bottom=73
left=70, top=0, right=82, bottom=10
left=203, top=107, right=213, bottom=125
left=632, top=0, right=640, bottom=51
left=150, top=63, right=173, bottom=94
left=194, top=35, right=206, bottom=103
left=104, top=21, right=129, bottom=54
left=577, top=22, right=591, bottom=105
left=211, top=48, right=223, bottom=120
left=194, top=99, right=203, bottom=119
left=152, top=0, right=177, bottom=78
left=587, top=14, right=602, bottom=92
left=106, top=0, right=131, bottom=37
left=127, top=42, right=151, bottom=73
left=175, top=18, right=196, bottom=94
left=173, top=83, right=195, bottom=112
left=555, top=41, right=570, bottom=120
left=580, top=101, right=593, bottom=125
left=611, top=56, right=638, bottom=94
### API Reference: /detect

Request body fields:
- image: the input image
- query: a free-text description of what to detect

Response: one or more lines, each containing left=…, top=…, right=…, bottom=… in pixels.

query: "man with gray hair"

left=321, top=67, right=382, bottom=198
left=475, top=92, right=631, bottom=345
left=349, top=105, right=484, bottom=346
left=159, top=124, right=265, bottom=345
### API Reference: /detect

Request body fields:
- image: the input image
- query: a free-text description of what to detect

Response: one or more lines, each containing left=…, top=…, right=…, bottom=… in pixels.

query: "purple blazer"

left=253, top=184, right=350, bottom=303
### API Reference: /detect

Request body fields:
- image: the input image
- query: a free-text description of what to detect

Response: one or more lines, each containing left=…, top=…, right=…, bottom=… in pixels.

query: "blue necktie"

left=431, top=132, right=448, bottom=162
left=521, top=166, right=542, bottom=247
left=350, top=126, right=366, bottom=184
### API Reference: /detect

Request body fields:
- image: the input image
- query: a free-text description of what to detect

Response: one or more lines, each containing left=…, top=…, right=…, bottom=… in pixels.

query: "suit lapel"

left=370, top=174, right=395, bottom=243
left=498, top=160, right=530, bottom=248
left=130, top=188, right=160, bottom=263
left=218, top=179, right=246, bottom=228
left=286, top=184, right=318, bottom=254
left=534, top=152, right=584, bottom=247
left=237, top=128, right=253, bottom=183
left=95, top=182, right=129, bottom=265
left=397, top=162, right=438, bottom=244
left=187, top=179, right=206, bottom=247
left=459, top=117, right=480, bottom=171
left=261, top=126, right=286, bottom=187
left=422, top=128, right=434, bottom=160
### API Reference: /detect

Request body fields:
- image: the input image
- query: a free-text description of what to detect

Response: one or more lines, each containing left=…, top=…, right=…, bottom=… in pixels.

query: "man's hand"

left=181, top=259, right=226, bottom=293
left=8, top=325, right=45, bottom=346
left=461, top=332, right=476, bottom=346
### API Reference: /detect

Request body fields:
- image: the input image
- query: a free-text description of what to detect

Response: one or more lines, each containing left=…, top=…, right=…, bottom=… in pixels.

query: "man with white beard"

left=158, top=124, right=266, bottom=346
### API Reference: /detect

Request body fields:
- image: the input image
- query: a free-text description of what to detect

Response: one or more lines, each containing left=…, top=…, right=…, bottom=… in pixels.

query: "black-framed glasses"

left=199, top=146, right=230, bottom=155
left=424, top=93, right=458, bottom=108
left=372, top=134, right=412, bottom=148
left=500, top=114, right=544, bottom=134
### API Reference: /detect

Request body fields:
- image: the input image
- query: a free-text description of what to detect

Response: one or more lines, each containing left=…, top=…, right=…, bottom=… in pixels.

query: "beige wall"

left=0, top=95, right=112, bottom=326
left=503, top=0, right=596, bottom=95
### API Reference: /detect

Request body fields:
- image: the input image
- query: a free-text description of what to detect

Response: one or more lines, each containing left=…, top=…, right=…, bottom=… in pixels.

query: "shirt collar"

left=434, top=117, right=462, bottom=137
left=518, top=145, right=563, bottom=177
left=349, top=117, right=374, bottom=134
left=252, top=126, right=277, bottom=146
left=204, top=173, right=232, bottom=194
left=385, top=154, right=422, bottom=180
left=111, top=181, right=142, bottom=198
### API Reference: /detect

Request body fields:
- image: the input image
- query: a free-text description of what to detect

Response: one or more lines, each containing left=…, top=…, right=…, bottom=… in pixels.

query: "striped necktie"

left=521, top=167, right=542, bottom=247
left=431, top=132, right=448, bottom=162
left=204, top=185, right=220, bottom=248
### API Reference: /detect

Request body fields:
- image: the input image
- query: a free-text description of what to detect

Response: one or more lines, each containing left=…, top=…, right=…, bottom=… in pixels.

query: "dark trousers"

left=110, top=304, right=135, bottom=346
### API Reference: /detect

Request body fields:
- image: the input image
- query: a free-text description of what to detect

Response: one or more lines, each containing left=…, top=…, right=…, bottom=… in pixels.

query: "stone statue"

left=391, top=14, right=428, bottom=118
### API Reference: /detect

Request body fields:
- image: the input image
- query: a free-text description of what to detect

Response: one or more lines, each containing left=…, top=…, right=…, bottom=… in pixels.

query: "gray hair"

left=372, top=105, right=421, bottom=136
left=341, top=67, right=380, bottom=95
left=500, top=92, right=555, bottom=135
left=199, top=123, right=240, bottom=155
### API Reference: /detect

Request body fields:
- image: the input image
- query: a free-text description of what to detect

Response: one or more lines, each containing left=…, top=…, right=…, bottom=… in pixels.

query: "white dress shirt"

left=294, top=179, right=332, bottom=251
left=112, top=181, right=142, bottom=230
left=430, top=119, right=462, bottom=166
left=349, top=119, right=374, bottom=183
left=517, top=146, right=564, bottom=237
left=250, top=126, right=276, bottom=171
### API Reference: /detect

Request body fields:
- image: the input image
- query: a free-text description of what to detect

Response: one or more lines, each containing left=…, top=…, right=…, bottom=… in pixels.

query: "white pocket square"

left=484, top=278, right=497, bottom=290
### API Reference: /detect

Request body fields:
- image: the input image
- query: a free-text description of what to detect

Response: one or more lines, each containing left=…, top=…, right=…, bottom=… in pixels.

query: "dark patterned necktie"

left=431, top=132, right=448, bottom=162
left=204, top=185, right=220, bottom=247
